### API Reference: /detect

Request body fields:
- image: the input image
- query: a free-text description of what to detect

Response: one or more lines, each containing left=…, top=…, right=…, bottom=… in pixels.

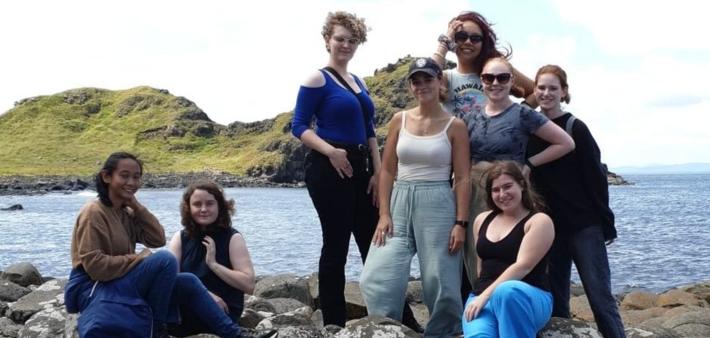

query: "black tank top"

left=180, top=227, right=244, bottom=321
left=472, top=211, right=550, bottom=295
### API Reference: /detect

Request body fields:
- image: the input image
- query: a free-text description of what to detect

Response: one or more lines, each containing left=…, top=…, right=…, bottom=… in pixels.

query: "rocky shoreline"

left=1, top=261, right=708, bottom=338
left=0, top=171, right=303, bottom=196
left=0, top=169, right=633, bottom=197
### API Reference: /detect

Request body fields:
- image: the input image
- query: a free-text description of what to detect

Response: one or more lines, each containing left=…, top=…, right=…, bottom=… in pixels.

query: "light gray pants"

left=361, top=180, right=462, bottom=338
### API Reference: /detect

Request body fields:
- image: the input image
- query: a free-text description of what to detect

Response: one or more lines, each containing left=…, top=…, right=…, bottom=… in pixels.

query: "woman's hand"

left=203, top=236, right=217, bottom=268
left=367, top=172, right=379, bottom=207
left=447, top=19, right=463, bottom=39
left=372, top=215, right=393, bottom=247
left=327, top=148, right=353, bottom=178
left=464, top=294, right=490, bottom=322
left=209, top=290, right=229, bottom=313
left=122, top=194, right=141, bottom=211
left=449, top=225, right=465, bottom=254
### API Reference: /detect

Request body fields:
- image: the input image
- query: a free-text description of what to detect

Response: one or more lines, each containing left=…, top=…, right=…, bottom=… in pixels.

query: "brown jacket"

left=70, top=200, right=166, bottom=281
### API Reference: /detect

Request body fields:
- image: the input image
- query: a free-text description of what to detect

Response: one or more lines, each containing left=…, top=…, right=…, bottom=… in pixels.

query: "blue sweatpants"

left=462, top=280, right=552, bottom=338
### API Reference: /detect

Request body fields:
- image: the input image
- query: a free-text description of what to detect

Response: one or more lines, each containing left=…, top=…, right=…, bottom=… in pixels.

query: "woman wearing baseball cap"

left=360, top=58, right=471, bottom=337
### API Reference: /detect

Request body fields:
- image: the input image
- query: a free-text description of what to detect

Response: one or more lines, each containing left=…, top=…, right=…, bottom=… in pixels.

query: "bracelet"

left=437, top=34, right=458, bottom=53
left=525, top=158, right=535, bottom=168
left=455, top=220, right=469, bottom=229
left=434, top=51, right=445, bottom=59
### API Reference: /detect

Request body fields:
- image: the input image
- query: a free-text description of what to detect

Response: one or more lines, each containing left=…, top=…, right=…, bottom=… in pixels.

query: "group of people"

left=291, top=10, right=626, bottom=338
left=62, top=9, right=624, bottom=338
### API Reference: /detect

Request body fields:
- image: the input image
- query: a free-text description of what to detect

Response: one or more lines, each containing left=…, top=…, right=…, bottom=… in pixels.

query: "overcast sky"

left=1, top=0, right=708, bottom=168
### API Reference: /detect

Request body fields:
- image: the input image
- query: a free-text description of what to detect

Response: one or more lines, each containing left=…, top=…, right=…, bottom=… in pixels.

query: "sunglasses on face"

left=481, top=73, right=512, bottom=85
left=454, top=31, right=483, bottom=44
left=331, top=35, right=360, bottom=45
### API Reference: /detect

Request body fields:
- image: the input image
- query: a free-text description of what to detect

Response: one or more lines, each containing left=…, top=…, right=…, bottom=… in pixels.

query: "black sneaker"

left=236, top=328, right=278, bottom=338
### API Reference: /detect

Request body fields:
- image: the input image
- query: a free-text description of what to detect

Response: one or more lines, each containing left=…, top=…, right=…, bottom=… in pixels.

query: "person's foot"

left=236, top=328, right=278, bottom=338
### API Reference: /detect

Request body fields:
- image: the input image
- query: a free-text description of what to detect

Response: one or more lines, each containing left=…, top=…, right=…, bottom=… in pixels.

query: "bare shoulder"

left=528, top=212, right=554, bottom=229
left=301, top=71, right=326, bottom=88
left=474, top=210, right=494, bottom=227
left=229, top=232, right=247, bottom=246
left=450, top=117, right=467, bottom=131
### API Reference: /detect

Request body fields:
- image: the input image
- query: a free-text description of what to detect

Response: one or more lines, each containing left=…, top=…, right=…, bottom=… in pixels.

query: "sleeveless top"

left=396, top=111, right=455, bottom=181
left=443, top=69, right=486, bottom=119
left=472, top=211, right=550, bottom=295
left=180, top=227, right=244, bottom=321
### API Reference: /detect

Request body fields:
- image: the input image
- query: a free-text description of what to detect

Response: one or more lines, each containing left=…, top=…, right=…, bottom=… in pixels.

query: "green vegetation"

left=0, top=57, right=421, bottom=177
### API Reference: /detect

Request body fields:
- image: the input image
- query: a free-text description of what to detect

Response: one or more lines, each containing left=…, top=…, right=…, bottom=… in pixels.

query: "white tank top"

left=396, top=111, right=455, bottom=181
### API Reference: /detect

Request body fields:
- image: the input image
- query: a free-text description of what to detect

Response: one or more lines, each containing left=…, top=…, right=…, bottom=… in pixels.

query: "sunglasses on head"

left=481, top=73, right=512, bottom=85
left=331, top=35, right=360, bottom=45
left=454, top=31, right=483, bottom=44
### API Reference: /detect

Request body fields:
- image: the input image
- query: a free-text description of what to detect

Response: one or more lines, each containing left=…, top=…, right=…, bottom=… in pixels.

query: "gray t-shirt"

left=463, top=103, right=549, bottom=163
left=443, top=69, right=486, bottom=119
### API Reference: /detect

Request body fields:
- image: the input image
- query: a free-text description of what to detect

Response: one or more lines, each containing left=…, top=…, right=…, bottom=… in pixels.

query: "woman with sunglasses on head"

left=290, top=11, right=383, bottom=328
left=360, top=58, right=471, bottom=338
left=458, top=55, right=575, bottom=305
left=432, top=11, right=543, bottom=304
left=167, top=181, right=277, bottom=338
left=462, top=160, right=554, bottom=338
left=526, top=65, right=625, bottom=338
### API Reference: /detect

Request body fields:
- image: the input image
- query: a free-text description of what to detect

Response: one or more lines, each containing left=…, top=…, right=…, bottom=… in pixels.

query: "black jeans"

left=305, top=147, right=378, bottom=327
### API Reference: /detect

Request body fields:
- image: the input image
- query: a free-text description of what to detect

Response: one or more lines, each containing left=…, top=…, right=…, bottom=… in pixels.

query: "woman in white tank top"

left=360, top=58, right=471, bottom=337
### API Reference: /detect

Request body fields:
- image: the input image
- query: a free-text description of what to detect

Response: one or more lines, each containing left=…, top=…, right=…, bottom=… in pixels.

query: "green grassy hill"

left=0, top=56, right=423, bottom=181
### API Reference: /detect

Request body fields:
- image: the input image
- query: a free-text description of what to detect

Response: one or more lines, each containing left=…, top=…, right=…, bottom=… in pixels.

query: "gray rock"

left=274, top=326, right=329, bottom=338
left=0, top=281, right=31, bottom=302
left=405, top=281, right=423, bottom=304
left=64, top=313, right=79, bottom=338
left=1, top=317, right=22, bottom=337
left=324, top=324, right=342, bottom=335
left=17, top=306, right=68, bottom=338
left=334, top=315, right=421, bottom=338
left=245, top=298, right=277, bottom=314
left=311, top=309, right=324, bottom=328
left=537, top=317, right=603, bottom=338
left=626, top=326, right=682, bottom=338
left=344, top=282, right=367, bottom=320
left=254, top=274, right=313, bottom=308
left=257, top=312, right=314, bottom=329
left=308, top=272, right=320, bottom=309
left=1, top=263, right=42, bottom=288
left=265, top=298, right=309, bottom=315
left=7, top=280, right=66, bottom=324
left=661, top=310, right=710, bottom=337
left=239, top=308, right=266, bottom=329
left=0, top=300, right=7, bottom=317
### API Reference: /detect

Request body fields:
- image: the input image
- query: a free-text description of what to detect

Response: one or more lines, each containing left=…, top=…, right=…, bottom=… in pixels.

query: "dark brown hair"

left=180, top=181, right=235, bottom=238
left=454, top=11, right=511, bottom=74
left=96, top=152, right=143, bottom=207
left=535, top=64, right=571, bottom=104
left=483, top=161, right=545, bottom=213
left=482, top=57, right=525, bottom=98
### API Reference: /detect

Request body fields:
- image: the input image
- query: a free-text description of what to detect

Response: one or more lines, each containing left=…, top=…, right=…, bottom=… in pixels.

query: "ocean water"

left=1, top=173, right=708, bottom=294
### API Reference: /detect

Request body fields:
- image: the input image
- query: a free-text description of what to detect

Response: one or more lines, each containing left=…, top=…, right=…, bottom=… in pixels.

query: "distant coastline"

left=611, top=162, right=710, bottom=175
left=0, top=171, right=302, bottom=196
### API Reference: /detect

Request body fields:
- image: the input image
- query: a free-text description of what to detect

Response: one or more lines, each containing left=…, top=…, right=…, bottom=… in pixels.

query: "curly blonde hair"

left=321, top=11, right=369, bottom=52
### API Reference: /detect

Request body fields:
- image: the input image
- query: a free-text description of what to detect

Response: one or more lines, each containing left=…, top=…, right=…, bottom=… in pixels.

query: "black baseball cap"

left=406, top=58, right=443, bottom=80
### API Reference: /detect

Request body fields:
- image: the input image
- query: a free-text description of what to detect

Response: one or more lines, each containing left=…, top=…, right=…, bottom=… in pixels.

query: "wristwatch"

left=438, top=34, right=458, bottom=52
left=455, top=220, right=469, bottom=229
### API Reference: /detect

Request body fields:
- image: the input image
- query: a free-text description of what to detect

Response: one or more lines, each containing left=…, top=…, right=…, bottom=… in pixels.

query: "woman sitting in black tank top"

left=461, top=161, right=555, bottom=338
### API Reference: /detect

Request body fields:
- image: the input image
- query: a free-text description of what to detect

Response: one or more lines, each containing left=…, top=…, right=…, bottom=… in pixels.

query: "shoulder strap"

left=401, top=111, right=407, bottom=129
left=565, top=114, right=576, bottom=137
left=444, top=116, right=456, bottom=132
left=322, top=67, right=370, bottom=139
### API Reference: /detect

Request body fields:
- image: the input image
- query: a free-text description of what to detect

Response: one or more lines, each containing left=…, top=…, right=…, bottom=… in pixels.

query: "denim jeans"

left=361, top=180, right=462, bottom=338
left=126, top=250, right=178, bottom=328
left=462, top=281, right=552, bottom=338
left=548, top=225, right=626, bottom=338
left=169, top=273, right=242, bottom=338
left=305, top=148, right=378, bottom=327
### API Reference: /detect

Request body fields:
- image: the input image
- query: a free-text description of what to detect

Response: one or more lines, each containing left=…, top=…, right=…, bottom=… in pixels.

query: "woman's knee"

left=175, top=273, right=206, bottom=294
left=491, top=280, right=529, bottom=300
left=149, top=250, right=178, bottom=270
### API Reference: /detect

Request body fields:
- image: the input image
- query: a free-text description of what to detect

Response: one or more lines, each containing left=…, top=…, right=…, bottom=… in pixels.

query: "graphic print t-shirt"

left=442, top=69, right=486, bottom=119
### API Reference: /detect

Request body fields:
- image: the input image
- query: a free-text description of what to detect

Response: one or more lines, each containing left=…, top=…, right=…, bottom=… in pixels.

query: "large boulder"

left=7, top=279, right=67, bottom=324
left=1, top=263, right=42, bottom=288
left=655, top=289, right=709, bottom=308
left=621, top=291, right=659, bottom=311
left=334, top=315, right=421, bottom=338
left=661, top=310, right=710, bottom=337
left=0, top=317, right=22, bottom=338
left=264, top=298, right=309, bottom=315
left=254, top=274, right=313, bottom=308
left=0, top=280, right=31, bottom=302
left=344, top=282, right=367, bottom=320
left=626, top=325, right=682, bottom=338
left=17, top=306, right=69, bottom=338
left=538, top=317, right=602, bottom=338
